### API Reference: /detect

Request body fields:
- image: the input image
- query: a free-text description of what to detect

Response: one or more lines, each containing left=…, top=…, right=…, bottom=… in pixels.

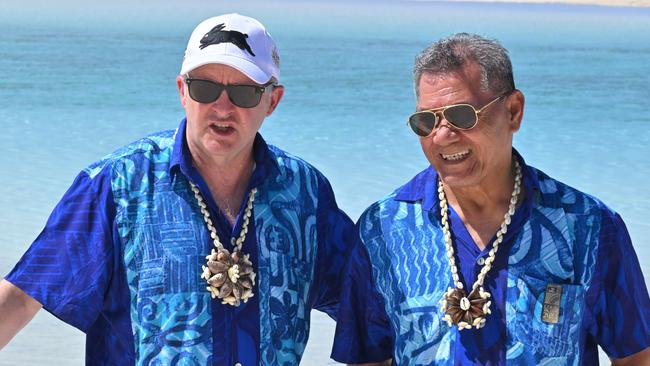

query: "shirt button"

left=477, top=257, right=485, bottom=265
left=235, top=363, right=242, bottom=366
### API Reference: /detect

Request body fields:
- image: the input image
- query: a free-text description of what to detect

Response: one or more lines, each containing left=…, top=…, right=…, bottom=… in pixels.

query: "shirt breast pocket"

left=506, top=273, right=585, bottom=362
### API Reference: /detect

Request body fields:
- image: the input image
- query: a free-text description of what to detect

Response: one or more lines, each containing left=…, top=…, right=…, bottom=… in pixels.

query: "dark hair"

left=413, top=33, right=515, bottom=98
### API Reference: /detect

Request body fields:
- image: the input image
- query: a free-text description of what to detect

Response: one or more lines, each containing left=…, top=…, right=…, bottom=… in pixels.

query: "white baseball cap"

left=180, top=13, right=280, bottom=84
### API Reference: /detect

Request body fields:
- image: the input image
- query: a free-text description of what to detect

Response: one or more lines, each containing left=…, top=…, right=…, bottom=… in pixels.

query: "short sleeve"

left=311, top=175, right=356, bottom=319
left=331, top=231, right=394, bottom=363
left=588, top=210, right=650, bottom=358
left=5, top=168, right=116, bottom=333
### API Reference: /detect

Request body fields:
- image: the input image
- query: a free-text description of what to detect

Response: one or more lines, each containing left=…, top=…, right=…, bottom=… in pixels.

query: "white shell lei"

left=191, top=182, right=258, bottom=306
left=439, top=160, right=522, bottom=330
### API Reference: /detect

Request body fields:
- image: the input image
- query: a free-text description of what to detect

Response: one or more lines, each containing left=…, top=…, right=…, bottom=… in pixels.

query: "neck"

left=444, top=182, right=515, bottom=218
left=194, top=152, right=255, bottom=191
left=443, top=157, right=515, bottom=213
left=442, top=157, right=522, bottom=249
left=191, top=146, right=256, bottom=225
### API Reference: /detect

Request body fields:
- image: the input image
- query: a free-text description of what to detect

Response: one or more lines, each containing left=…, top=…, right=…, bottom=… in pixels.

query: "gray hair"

left=413, top=33, right=515, bottom=98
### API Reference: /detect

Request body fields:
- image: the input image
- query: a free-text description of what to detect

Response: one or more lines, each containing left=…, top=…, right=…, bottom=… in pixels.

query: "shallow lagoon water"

left=1, top=1, right=649, bottom=364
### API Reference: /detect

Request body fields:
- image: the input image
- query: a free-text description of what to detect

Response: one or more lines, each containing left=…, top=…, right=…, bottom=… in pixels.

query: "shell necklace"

left=439, top=160, right=522, bottom=330
left=191, top=183, right=257, bottom=307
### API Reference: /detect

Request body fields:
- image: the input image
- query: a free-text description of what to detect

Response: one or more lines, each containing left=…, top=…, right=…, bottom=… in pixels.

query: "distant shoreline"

left=433, top=0, right=650, bottom=7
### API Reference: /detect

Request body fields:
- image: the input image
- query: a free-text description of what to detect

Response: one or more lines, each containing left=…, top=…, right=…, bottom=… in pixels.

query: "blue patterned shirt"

left=332, top=151, right=650, bottom=365
left=6, top=119, right=356, bottom=365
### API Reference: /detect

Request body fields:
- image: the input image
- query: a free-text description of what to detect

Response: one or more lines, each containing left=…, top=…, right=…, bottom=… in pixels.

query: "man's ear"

left=176, top=75, right=188, bottom=109
left=506, top=89, right=525, bottom=132
left=266, top=85, right=284, bottom=116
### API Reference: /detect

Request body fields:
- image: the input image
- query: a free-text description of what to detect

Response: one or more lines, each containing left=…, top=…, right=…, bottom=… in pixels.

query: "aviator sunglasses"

left=407, top=92, right=510, bottom=137
left=185, top=77, right=276, bottom=108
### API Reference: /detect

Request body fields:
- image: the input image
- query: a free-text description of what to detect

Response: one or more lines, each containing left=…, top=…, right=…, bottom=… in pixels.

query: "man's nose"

left=212, top=89, right=235, bottom=110
left=431, top=118, right=460, bottom=144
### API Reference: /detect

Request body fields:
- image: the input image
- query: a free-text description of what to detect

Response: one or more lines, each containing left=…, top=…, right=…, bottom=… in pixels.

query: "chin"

left=201, top=139, right=230, bottom=153
left=437, top=169, right=482, bottom=189
left=434, top=158, right=482, bottom=187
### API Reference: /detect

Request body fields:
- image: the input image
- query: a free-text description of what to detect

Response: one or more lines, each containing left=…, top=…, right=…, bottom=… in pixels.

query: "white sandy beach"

left=437, top=0, right=650, bottom=7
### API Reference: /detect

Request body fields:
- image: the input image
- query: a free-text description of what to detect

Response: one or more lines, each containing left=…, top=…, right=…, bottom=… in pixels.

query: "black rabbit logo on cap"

left=200, top=24, right=256, bottom=57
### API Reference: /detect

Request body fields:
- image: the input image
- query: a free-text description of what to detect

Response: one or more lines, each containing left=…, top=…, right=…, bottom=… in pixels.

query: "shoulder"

left=529, top=166, right=616, bottom=219
left=266, top=143, right=329, bottom=183
left=357, top=166, right=435, bottom=241
left=359, top=192, right=400, bottom=221
left=83, top=130, right=175, bottom=179
left=357, top=191, right=402, bottom=241
left=358, top=165, right=433, bottom=230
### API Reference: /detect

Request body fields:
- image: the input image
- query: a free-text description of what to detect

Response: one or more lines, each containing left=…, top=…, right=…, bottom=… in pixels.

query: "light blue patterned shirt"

left=333, top=151, right=650, bottom=365
left=7, top=119, right=356, bottom=365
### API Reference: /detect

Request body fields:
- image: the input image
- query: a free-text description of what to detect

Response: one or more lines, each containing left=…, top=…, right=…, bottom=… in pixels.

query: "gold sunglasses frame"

left=407, top=92, right=509, bottom=136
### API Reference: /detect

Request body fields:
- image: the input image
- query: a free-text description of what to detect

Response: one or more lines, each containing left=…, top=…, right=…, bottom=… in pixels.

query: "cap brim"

left=180, top=54, right=271, bottom=84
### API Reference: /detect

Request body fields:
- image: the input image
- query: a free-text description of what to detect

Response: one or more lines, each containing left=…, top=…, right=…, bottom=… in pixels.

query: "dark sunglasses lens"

left=444, top=105, right=477, bottom=129
left=188, top=80, right=223, bottom=103
left=228, top=85, right=262, bottom=108
left=408, top=112, right=437, bottom=136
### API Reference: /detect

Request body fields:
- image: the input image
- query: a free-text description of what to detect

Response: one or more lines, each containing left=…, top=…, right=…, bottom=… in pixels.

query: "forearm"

left=611, top=346, right=650, bottom=366
left=0, top=279, right=42, bottom=349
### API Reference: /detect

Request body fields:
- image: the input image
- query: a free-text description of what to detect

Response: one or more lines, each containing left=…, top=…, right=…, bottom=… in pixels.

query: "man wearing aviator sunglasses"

left=0, top=13, right=357, bottom=365
left=333, top=33, right=650, bottom=365
left=407, top=91, right=510, bottom=136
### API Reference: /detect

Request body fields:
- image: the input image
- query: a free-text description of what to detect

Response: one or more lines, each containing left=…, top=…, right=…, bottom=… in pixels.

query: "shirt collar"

left=169, top=118, right=192, bottom=179
left=394, top=148, right=540, bottom=216
left=169, top=118, right=279, bottom=187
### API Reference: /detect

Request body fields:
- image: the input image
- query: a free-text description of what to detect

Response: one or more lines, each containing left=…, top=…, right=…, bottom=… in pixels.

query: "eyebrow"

left=417, top=100, right=475, bottom=111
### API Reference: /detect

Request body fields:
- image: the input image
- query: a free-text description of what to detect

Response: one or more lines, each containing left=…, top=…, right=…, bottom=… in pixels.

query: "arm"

left=0, top=279, right=42, bottom=349
left=3, top=169, right=116, bottom=335
left=611, top=347, right=650, bottom=366
left=591, top=211, right=650, bottom=361
left=311, top=175, right=357, bottom=319
left=331, top=221, right=394, bottom=364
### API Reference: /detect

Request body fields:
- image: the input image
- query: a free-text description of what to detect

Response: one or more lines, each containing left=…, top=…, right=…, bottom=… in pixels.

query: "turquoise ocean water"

left=1, top=0, right=649, bottom=364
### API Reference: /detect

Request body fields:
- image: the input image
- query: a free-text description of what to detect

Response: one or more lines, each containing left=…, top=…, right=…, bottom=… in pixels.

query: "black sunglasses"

left=407, top=93, right=509, bottom=137
left=184, top=77, right=275, bottom=108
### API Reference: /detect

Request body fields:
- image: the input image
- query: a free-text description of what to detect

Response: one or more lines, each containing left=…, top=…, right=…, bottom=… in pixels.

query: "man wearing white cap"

left=0, top=14, right=355, bottom=365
